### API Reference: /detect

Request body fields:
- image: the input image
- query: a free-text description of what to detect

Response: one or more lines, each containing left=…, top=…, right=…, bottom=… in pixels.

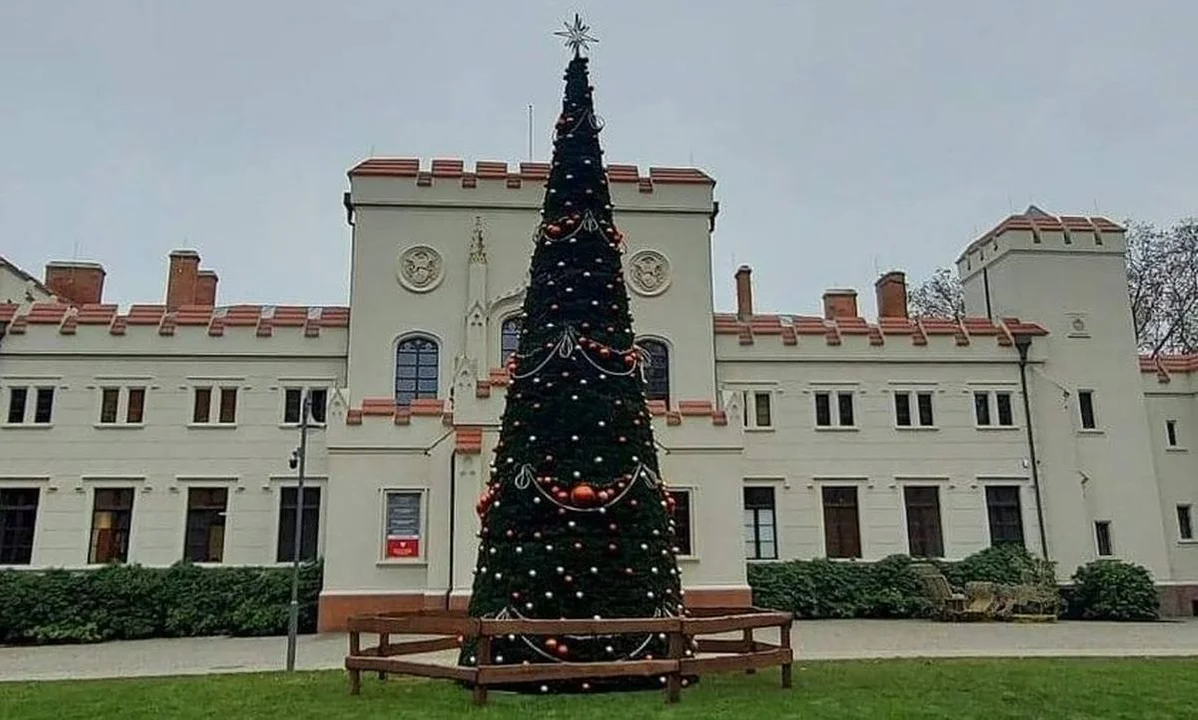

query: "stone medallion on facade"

left=396, top=245, right=444, bottom=293
left=627, top=249, right=671, bottom=296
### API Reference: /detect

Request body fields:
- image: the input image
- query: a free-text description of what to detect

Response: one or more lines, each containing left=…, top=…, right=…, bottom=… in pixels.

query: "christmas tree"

left=461, top=16, right=685, bottom=688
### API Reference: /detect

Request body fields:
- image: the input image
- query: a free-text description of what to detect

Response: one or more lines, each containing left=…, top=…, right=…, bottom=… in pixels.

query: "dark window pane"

left=996, top=392, right=1013, bottom=426
left=284, top=388, right=302, bottom=423
left=309, top=389, right=328, bottom=424
left=917, top=393, right=934, bottom=426
left=89, top=488, right=134, bottom=564
left=0, top=488, right=39, bottom=564
left=218, top=388, right=237, bottom=424
left=7, top=387, right=27, bottom=424
left=33, top=388, right=53, bottom=424
left=822, top=486, right=861, bottom=558
left=894, top=393, right=911, bottom=426
left=1166, top=420, right=1178, bottom=447
left=639, top=339, right=670, bottom=406
left=1178, top=506, right=1193, bottom=541
left=396, top=337, right=439, bottom=404
left=193, top=387, right=212, bottom=423
left=501, top=317, right=522, bottom=363
left=1095, top=521, right=1113, bottom=556
left=904, top=486, right=944, bottom=558
left=837, top=392, right=855, bottom=427
left=185, top=487, right=228, bottom=563
left=126, top=387, right=145, bottom=424
left=974, top=392, right=991, bottom=425
left=985, top=486, right=1024, bottom=546
left=754, top=392, right=772, bottom=427
left=277, top=487, right=321, bottom=562
left=1078, top=391, right=1096, bottom=429
left=743, top=487, right=777, bottom=560
left=669, top=490, right=692, bottom=556
left=743, top=486, right=775, bottom=509
left=814, top=393, right=831, bottom=426
left=100, top=388, right=120, bottom=424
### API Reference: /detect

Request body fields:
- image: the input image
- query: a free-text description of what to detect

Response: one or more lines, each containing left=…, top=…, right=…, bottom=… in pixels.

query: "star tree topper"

left=554, top=13, right=598, bottom=56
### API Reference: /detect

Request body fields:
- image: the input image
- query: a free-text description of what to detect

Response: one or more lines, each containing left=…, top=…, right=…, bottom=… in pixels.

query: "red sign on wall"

left=387, top=537, right=420, bottom=558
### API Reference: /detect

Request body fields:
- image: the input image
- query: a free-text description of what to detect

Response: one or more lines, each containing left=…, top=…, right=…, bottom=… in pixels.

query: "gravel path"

left=2, top=619, right=1196, bottom=683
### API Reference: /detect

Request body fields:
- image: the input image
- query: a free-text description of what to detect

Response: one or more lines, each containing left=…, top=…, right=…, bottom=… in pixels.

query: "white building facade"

left=1, top=158, right=1195, bottom=630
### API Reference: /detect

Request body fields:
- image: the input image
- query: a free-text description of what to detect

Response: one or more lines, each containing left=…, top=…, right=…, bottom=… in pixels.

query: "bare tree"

left=907, top=218, right=1198, bottom=355
left=907, top=266, right=965, bottom=320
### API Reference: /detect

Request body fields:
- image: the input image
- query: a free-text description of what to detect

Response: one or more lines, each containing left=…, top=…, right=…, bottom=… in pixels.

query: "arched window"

left=639, top=338, right=670, bottom=406
left=395, top=336, right=439, bottom=405
left=500, top=316, right=522, bottom=363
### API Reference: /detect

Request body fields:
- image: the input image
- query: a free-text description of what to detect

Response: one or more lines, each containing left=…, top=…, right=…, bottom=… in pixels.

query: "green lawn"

left=2, top=658, right=1195, bottom=719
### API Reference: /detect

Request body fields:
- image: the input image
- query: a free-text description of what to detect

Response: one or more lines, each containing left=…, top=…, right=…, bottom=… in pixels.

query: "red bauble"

left=599, top=347, right=611, bottom=358
left=624, top=354, right=637, bottom=366
left=555, top=643, right=570, bottom=658
left=547, top=224, right=562, bottom=236
left=571, top=484, right=598, bottom=507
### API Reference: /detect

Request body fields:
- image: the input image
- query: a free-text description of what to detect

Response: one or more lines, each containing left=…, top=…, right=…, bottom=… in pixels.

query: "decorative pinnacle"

left=554, top=13, right=598, bottom=56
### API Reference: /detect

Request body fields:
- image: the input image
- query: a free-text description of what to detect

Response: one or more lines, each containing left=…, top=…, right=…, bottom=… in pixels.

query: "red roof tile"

left=347, top=158, right=714, bottom=188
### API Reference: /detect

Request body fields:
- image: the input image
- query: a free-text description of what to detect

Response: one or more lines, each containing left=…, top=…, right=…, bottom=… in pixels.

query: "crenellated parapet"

left=713, top=312, right=1046, bottom=350
left=0, top=302, right=349, bottom=338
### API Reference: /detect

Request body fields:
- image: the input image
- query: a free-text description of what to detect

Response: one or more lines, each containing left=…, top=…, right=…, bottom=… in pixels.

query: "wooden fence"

left=345, top=606, right=794, bottom=705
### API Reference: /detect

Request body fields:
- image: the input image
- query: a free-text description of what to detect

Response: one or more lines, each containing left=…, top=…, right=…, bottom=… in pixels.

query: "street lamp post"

left=285, top=391, right=311, bottom=672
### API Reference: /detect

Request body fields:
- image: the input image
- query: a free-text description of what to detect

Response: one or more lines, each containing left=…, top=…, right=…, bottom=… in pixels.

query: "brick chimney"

left=195, top=270, right=219, bottom=307
left=822, top=289, right=859, bottom=320
left=166, top=250, right=201, bottom=311
left=44, top=261, right=106, bottom=306
left=735, top=265, right=754, bottom=320
left=875, top=270, right=908, bottom=319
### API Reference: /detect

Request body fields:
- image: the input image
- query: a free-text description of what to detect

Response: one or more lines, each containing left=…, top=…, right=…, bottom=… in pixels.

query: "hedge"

left=748, top=546, right=1160, bottom=621
left=0, top=561, right=322, bottom=645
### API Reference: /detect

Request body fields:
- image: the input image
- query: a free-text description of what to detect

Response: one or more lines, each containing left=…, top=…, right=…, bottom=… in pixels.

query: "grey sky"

left=2, top=1, right=1194, bottom=316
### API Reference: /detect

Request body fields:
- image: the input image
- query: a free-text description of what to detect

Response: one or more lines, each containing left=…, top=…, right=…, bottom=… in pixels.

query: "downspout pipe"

left=1014, top=334, right=1050, bottom=560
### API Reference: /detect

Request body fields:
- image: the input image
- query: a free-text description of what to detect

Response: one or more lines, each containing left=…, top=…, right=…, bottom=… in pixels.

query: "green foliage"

left=938, top=543, right=1052, bottom=587
left=0, top=561, right=322, bottom=645
left=1066, top=560, right=1160, bottom=621
left=748, top=555, right=935, bottom=619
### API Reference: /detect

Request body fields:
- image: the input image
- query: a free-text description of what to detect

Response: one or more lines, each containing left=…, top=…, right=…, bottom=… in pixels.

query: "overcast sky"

left=2, top=1, right=1194, bottom=315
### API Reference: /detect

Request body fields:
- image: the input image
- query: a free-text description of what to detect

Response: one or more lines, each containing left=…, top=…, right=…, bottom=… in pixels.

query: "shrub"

left=0, top=561, right=322, bottom=645
left=1067, top=560, right=1159, bottom=621
left=748, top=555, right=935, bottom=619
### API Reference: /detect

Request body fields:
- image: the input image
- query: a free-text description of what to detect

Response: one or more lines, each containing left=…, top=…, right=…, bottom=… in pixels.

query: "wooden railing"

left=345, top=607, right=794, bottom=705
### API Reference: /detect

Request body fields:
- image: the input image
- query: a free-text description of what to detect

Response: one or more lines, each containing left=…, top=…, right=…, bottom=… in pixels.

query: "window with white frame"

left=743, top=486, right=777, bottom=560
left=4, top=386, right=55, bottom=425
left=1078, top=390, right=1098, bottom=430
left=814, top=390, right=855, bottom=427
left=894, top=390, right=935, bottom=428
left=974, top=390, right=1015, bottom=427
left=1094, top=520, right=1114, bottom=556
left=500, top=316, right=522, bottom=364
left=98, top=386, right=147, bottom=425
left=1166, top=420, right=1181, bottom=448
left=985, top=485, right=1024, bottom=546
left=282, top=387, right=328, bottom=425
left=184, top=487, right=228, bottom=563
left=395, top=337, right=439, bottom=405
left=741, top=390, right=774, bottom=429
left=1177, top=505, right=1193, bottom=541
left=277, top=486, right=321, bottom=562
left=0, top=487, right=40, bottom=564
left=382, top=489, right=424, bottom=559
left=667, top=488, right=693, bottom=556
left=638, top=338, right=670, bottom=406
left=191, top=386, right=238, bottom=425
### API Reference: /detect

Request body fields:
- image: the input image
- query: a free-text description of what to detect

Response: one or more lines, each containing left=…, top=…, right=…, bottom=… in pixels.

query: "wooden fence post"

left=473, top=634, right=492, bottom=706
left=780, top=622, right=793, bottom=689
left=348, top=630, right=362, bottom=695
left=666, top=630, right=684, bottom=703
left=377, top=632, right=389, bottom=680
left=744, top=627, right=756, bottom=674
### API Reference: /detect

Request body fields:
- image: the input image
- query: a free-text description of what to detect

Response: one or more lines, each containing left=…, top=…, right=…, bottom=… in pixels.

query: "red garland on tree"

left=460, top=16, right=684, bottom=692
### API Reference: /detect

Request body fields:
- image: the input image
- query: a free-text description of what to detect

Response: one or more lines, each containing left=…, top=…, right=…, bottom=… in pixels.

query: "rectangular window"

left=126, top=387, right=145, bottom=424
left=0, top=488, right=39, bottom=564
left=192, top=387, right=212, bottom=423
left=1078, top=390, right=1097, bottom=430
left=894, top=392, right=912, bottom=426
left=985, top=486, right=1024, bottom=547
left=904, top=486, right=944, bottom=558
left=974, top=392, right=991, bottom=426
left=1095, top=520, right=1113, bottom=557
left=837, top=392, right=855, bottom=427
left=995, top=392, right=1014, bottom=426
left=916, top=392, right=934, bottom=426
left=753, top=392, right=772, bottom=428
left=283, top=387, right=328, bottom=425
left=822, top=486, right=862, bottom=559
left=668, top=489, right=693, bottom=556
left=1178, top=505, right=1193, bottom=541
left=276, top=487, right=321, bottom=563
left=99, top=388, right=120, bottom=424
left=7, top=387, right=27, bottom=424
left=184, top=487, right=228, bottom=563
left=383, top=490, right=423, bottom=559
left=743, top=486, right=777, bottom=560
left=218, top=388, right=238, bottom=424
left=814, top=392, right=831, bottom=427
left=33, top=388, right=53, bottom=424
left=1166, top=420, right=1179, bottom=447
left=89, top=488, right=134, bottom=564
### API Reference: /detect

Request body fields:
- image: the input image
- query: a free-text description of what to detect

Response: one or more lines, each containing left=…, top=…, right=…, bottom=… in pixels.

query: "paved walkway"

left=2, top=619, right=1197, bottom=683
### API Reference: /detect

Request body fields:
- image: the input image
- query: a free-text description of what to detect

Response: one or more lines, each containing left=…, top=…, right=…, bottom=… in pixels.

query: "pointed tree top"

left=554, top=13, right=598, bottom=56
